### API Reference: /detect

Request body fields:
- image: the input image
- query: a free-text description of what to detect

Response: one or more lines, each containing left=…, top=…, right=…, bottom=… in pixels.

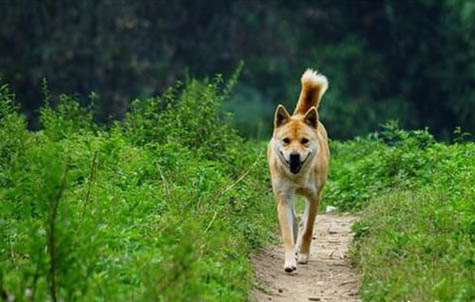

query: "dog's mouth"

left=280, top=151, right=311, bottom=174
left=289, top=160, right=302, bottom=174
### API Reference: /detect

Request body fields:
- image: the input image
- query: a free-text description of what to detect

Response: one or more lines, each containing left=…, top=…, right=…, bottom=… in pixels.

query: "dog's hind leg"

left=297, top=193, right=321, bottom=264
left=277, top=193, right=297, bottom=272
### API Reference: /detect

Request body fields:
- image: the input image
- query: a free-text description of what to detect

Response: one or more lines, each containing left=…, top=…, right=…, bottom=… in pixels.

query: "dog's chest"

left=275, top=173, right=318, bottom=195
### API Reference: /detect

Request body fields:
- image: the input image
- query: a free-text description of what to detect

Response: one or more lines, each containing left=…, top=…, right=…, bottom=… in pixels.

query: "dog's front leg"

left=277, top=193, right=297, bottom=272
left=296, top=200, right=310, bottom=255
left=297, top=193, right=321, bottom=264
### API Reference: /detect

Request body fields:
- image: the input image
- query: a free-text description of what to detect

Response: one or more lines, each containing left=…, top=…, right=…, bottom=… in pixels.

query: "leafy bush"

left=325, top=122, right=475, bottom=300
left=123, top=74, right=242, bottom=163
left=40, top=93, right=97, bottom=141
left=0, top=81, right=31, bottom=189
left=325, top=122, right=439, bottom=211
left=0, top=76, right=276, bottom=301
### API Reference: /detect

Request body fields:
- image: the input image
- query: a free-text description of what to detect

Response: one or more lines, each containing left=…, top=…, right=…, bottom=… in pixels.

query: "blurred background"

left=1, top=0, right=474, bottom=139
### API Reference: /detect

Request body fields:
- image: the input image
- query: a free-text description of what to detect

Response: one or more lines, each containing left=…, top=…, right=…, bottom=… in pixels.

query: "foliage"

left=123, top=73, right=243, bottom=163
left=0, top=82, right=29, bottom=188
left=40, top=94, right=97, bottom=141
left=354, top=188, right=474, bottom=301
left=2, top=63, right=474, bottom=300
left=325, top=122, right=436, bottom=210
left=1, top=1, right=474, bottom=138
left=0, top=77, right=276, bottom=301
left=325, top=122, right=475, bottom=300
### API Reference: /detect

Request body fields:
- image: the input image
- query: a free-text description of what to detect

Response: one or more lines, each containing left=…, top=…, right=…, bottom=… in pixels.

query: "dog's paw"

left=284, top=257, right=297, bottom=273
left=297, top=253, right=308, bottom=264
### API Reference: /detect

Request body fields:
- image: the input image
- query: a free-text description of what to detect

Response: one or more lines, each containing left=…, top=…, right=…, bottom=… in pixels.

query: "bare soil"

left=252, top=214, right=361, bottom=302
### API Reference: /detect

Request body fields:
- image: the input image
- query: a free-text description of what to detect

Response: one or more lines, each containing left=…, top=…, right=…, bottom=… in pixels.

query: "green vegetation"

left=326, top=123, right=475, bottom=301
left=0, top=77, right=276, bottom=301
left=1, top=1, right=475, bottom=138
left=1, top=69, right=473, bottom=301
left=2, top=1, right=475, bottom=300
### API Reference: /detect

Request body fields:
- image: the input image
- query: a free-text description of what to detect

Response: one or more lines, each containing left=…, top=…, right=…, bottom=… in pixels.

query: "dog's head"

left=272, top=105, right=319, bottom=174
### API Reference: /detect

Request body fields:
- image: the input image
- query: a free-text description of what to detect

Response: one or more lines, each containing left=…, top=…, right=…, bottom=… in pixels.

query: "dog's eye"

left=301, top=138, right=309, bottom=144
left=283, top=138, right=290, bottom=144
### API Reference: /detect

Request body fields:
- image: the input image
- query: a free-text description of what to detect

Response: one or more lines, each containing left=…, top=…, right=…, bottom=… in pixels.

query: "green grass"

left=0, top=77, right=277, bottom=301
left=354, top=190, right=474, bottom=301
left=325, top=123, right=475, bottom=301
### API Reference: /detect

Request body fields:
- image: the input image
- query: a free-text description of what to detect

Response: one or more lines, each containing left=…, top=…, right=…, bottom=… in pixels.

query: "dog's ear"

left=304, top=107, right=318, bottom=128
left=274, top=105, right=291, bottom=128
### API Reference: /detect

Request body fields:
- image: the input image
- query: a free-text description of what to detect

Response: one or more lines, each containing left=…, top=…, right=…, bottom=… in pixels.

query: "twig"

left=204, top=211, right=218, bottom=233
left=48, top=164, right=69, bottom=302
left=214, top=150, right=264, bottom=200
left=81, top=152, right=98, bottom=226
left=105, top=165, right=128, bottom=177
left=156, top=162, right=170, bottom=196
left=338, top=247, right=344, bottom=259
left=198, top=150, right=264, bottom=232
left=339, top=279, right=359, bottom=286
left=196, top=149, right=264, bottom=211
left=31, top=248, right=42, bottom=302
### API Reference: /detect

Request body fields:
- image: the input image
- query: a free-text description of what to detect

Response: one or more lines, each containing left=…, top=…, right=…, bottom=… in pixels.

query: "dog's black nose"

left=290, top=151, right=300, bottom=162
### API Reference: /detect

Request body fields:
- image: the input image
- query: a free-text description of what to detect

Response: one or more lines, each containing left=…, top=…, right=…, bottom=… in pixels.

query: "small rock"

left=278, top=288, right=283, bottom=293
left=24, top=288, right=33, bottom=298
left=308, top=297, right=321, bottom=301
left=326, top=205, right=337, bottom=213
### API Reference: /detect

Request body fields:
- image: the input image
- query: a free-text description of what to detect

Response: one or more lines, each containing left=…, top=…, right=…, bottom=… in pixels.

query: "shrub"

left=325, top=121, right=475, bottom=300
left=40, top=94, right=97, bottom=141
left=123, top=73, right=243, bottom=164
left=325, top=122, right=440, bottom=210
left=0, top=75, right=275, bottom=301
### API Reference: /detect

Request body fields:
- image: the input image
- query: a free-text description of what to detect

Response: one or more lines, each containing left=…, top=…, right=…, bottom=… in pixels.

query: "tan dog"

left=267, top=69, right=330, bottom=272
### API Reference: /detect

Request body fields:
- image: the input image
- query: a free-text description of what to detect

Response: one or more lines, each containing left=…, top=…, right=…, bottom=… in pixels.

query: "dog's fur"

left=267, top=69, right=330, bottom=272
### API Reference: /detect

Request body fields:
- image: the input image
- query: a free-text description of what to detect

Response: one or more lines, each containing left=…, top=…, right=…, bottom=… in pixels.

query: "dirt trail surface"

left=252, top=214, right=361, bottom=302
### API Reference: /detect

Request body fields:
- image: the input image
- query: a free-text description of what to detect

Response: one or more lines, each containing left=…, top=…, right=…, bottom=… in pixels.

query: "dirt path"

left=252, top=214, right=360, bottom=302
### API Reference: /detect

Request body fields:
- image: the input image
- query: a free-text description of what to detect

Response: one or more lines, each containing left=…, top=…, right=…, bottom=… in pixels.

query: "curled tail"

left=293, top=69, right=328, bottom=115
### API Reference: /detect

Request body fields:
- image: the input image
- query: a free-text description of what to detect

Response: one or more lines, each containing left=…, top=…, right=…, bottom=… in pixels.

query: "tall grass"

left=0, top=76, right=276, bottom=301
left=325, top=122, right=475, bottom=301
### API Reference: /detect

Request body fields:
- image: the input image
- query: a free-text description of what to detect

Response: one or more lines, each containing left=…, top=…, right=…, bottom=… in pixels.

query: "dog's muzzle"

left=289, top=152, right=302, bottom=174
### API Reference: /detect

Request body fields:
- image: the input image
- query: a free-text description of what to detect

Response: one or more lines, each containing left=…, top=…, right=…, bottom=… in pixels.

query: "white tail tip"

left=301, top=69, right=328, bottom=92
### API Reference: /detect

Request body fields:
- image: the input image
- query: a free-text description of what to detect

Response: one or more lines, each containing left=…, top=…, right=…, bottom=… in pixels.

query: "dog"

left=267, top=69, right=330, bottom=272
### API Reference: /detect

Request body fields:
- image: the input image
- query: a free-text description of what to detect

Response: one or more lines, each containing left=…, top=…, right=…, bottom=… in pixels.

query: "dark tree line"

left=1, top=0, right=474, bottom=138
